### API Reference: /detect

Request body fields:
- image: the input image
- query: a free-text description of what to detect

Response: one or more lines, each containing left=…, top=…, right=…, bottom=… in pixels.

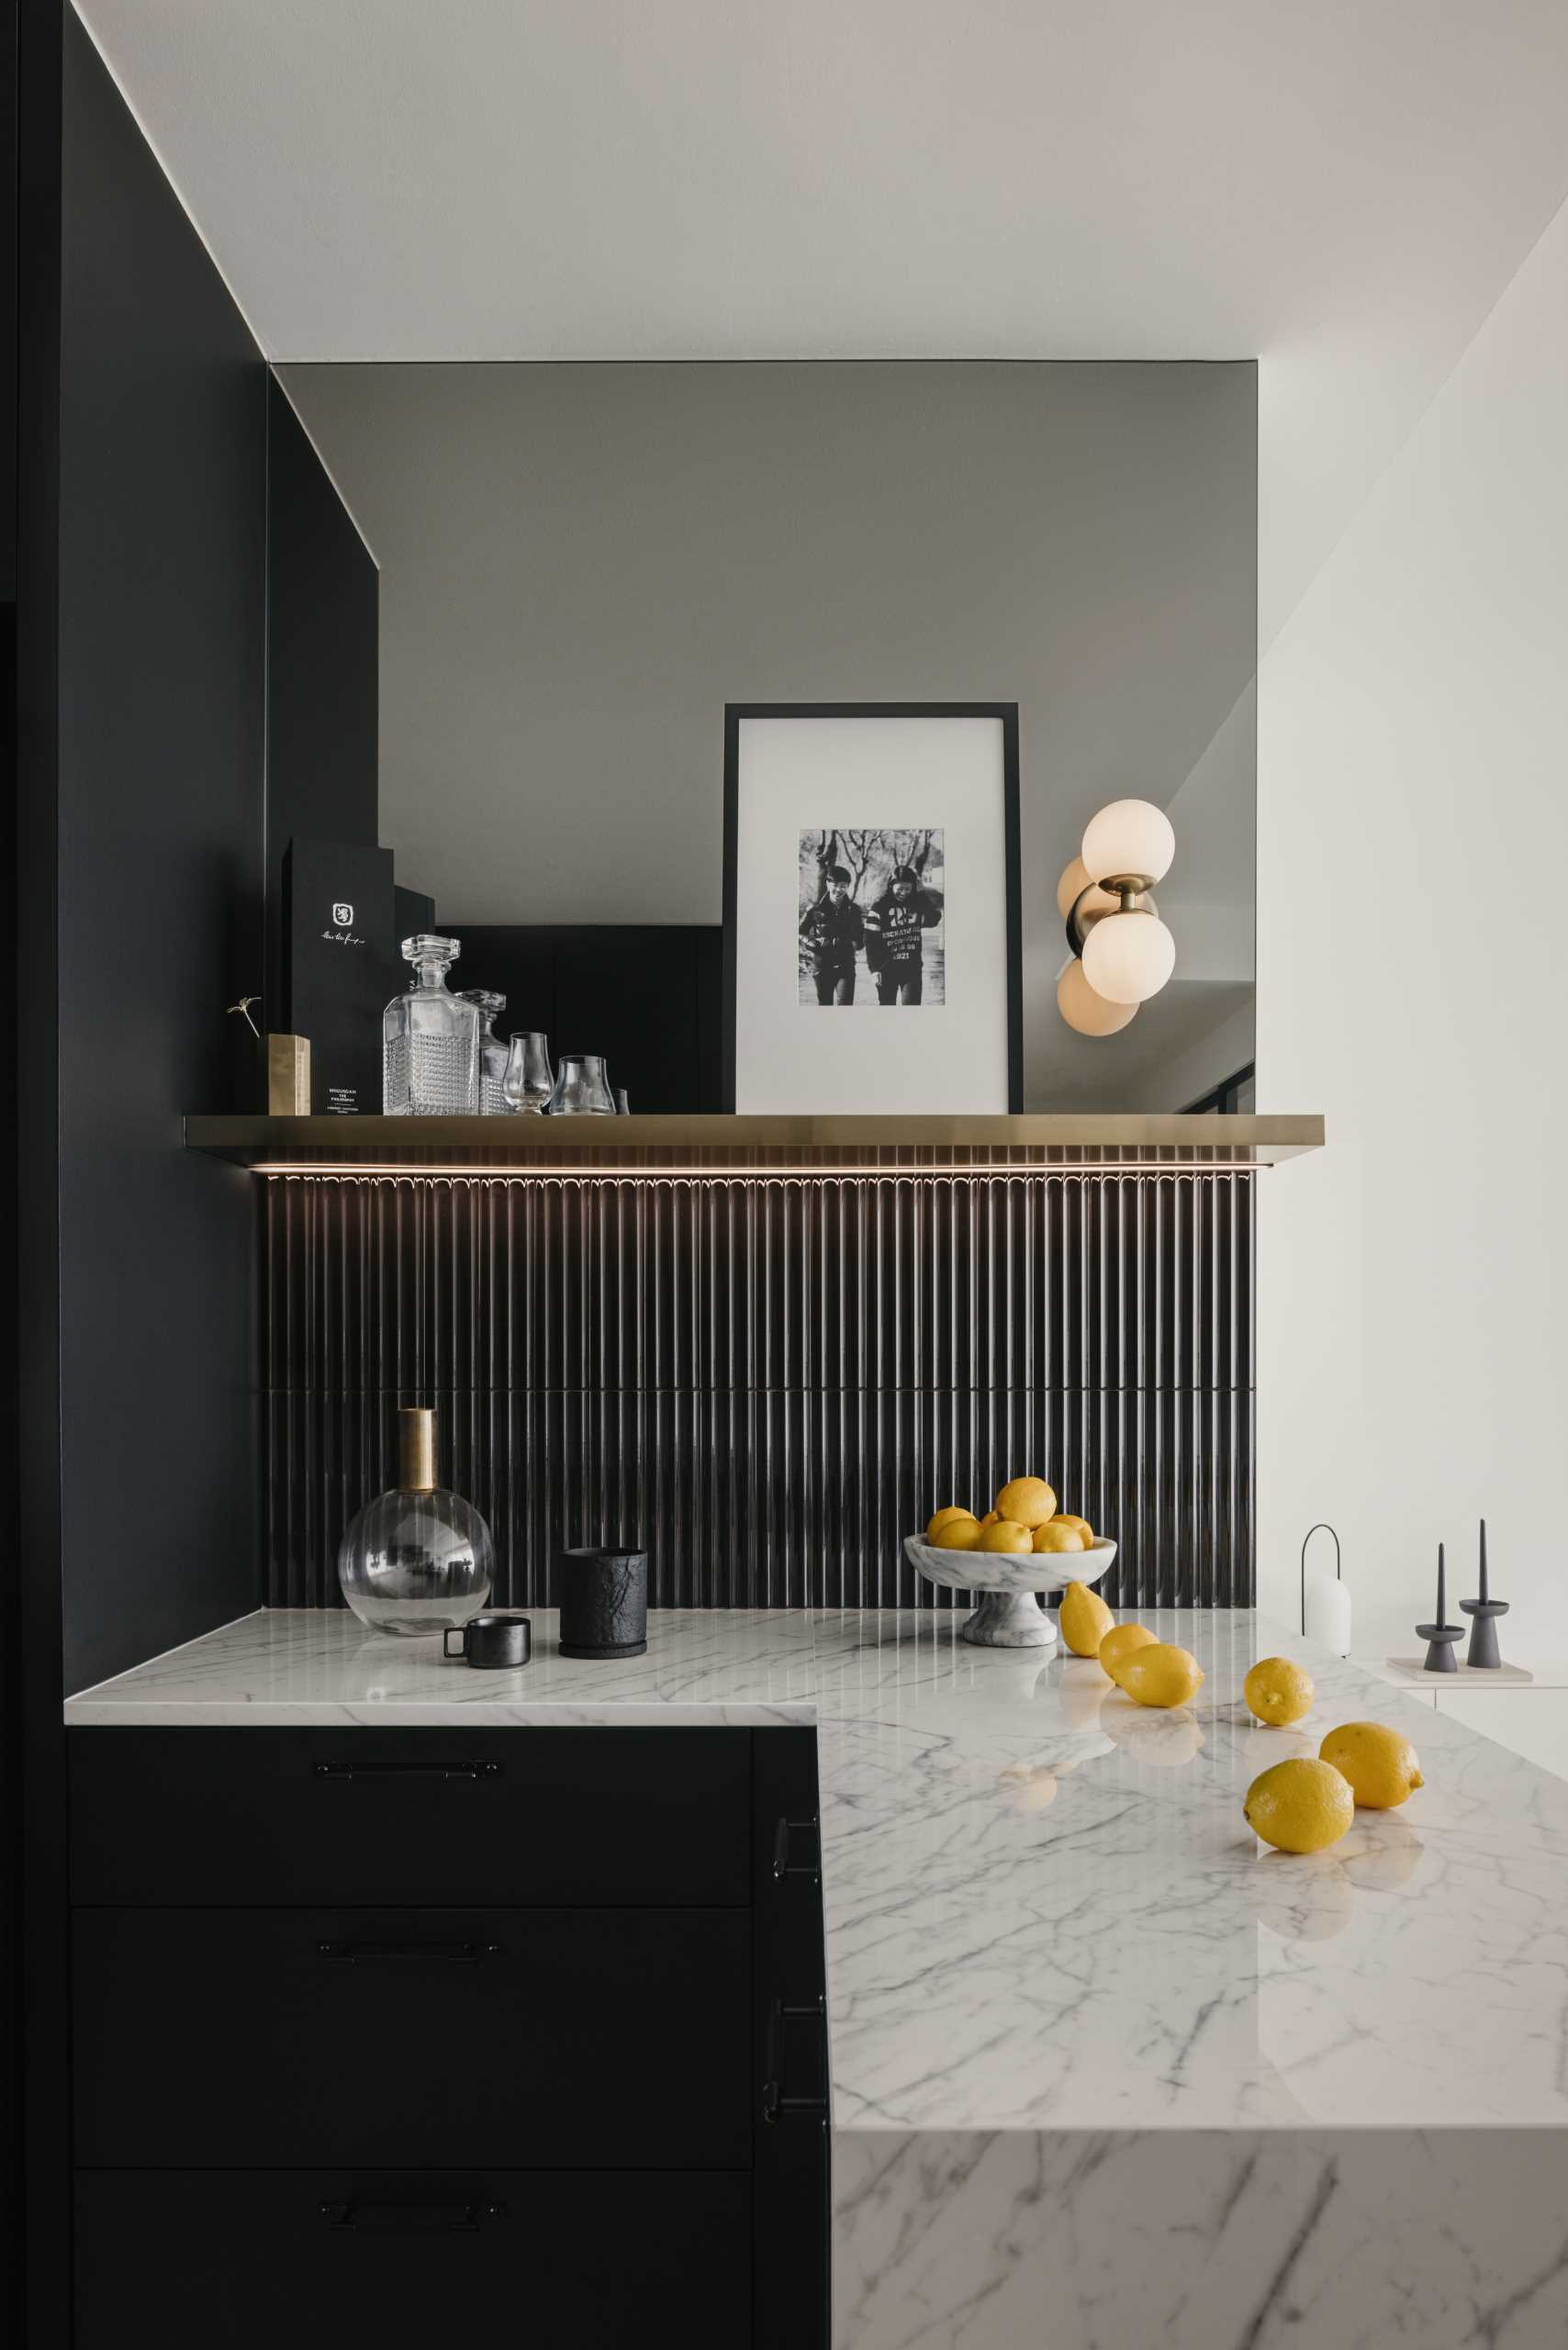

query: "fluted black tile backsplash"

left=263, top=1174, right=1253, bottom=1611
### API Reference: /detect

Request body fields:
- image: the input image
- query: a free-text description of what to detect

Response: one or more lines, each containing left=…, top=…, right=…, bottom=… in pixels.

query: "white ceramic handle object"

left=1305, top=1574, right=1352, bottom=1658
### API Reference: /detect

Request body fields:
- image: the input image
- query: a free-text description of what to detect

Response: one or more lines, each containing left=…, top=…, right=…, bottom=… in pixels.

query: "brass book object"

left=266, top=1035, right=310, bottom=1115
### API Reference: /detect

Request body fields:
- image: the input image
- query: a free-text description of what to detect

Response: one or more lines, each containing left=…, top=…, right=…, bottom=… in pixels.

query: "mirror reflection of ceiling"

left=283, top=360, right=1256, bottom=1111
left=81, top=0, right=1568, bottom=653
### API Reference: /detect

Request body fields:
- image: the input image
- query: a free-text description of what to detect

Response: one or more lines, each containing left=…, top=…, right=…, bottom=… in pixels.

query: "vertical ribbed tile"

left=263, top=1173, right=1253, bottom=1609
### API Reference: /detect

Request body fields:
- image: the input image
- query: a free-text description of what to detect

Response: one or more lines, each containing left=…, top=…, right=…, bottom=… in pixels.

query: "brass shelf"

left=184, top=1112, right=1323, bottom=1175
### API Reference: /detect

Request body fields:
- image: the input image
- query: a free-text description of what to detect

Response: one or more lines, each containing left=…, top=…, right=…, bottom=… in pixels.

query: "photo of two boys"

left=797, top=827, right=946, bottom=1007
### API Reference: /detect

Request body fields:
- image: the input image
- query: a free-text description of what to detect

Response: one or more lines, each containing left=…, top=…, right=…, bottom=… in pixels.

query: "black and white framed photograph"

left=722, top=704, right=1022, bottom=1111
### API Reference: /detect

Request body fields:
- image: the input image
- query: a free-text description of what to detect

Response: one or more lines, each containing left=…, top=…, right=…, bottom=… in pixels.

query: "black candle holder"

left=1460, top=1517, right=1507, bottom=1669
left=1416, top=1540, right=1463, bottom=1672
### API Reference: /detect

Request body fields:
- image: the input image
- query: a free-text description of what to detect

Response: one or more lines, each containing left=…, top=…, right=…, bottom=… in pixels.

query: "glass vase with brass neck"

left=337, top=1406, right=494, bottom=1637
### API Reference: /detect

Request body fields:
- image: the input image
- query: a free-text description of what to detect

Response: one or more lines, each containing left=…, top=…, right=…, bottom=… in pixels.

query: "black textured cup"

left=443, top=1611, right=532, bottom=1669
left=558, top=1549, right=648, bottom=1660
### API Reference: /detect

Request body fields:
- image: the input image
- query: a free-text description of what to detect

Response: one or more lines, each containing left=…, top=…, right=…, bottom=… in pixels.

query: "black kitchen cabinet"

left=75, top=1906, right=751, bottom=2169
left=754, top=1729, right=830, bottom=2349
left=66, top=1725, right=826, bottom=2350
left=76, top=2170, right=751, bottom=2349
left=69, top=1725, right=751, bottom=1907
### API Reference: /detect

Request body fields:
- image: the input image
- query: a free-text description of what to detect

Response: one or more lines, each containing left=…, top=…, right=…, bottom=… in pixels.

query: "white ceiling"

left=77, top=0, right=1568, bottom=641
left=77, top=0, right=1568, bottom=367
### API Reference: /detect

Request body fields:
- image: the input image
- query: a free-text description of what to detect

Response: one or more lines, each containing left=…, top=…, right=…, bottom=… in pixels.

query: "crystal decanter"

left=383, top=934, right=480, bottom=1114
left=458, top=989, right=510, bottom=1114
left=337, top=1407, right=494, bottom=1637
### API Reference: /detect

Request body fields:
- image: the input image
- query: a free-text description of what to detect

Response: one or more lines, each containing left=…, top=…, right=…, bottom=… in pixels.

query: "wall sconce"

left=1057, top=799, right=1177, bottom=1033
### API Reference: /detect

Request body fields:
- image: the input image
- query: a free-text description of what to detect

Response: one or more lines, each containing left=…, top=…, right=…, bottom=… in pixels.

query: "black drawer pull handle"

left=319, top=2200, right=505, bottom=2236
left=317, top=1940, right=503, bottom=1965
left=313, top=1760, right=500, bottom=1782
left=762, top=1994, right=828, bottom=2126
left=772, top=1816, right=821, bottom=1886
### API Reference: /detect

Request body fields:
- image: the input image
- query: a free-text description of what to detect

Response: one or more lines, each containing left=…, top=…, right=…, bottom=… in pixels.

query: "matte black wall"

left=3, top=6, right=21, bottom=2319
left=264, top=374, right=379, bottom=1034
left=457, top=924, right=724, bottom=1112
left=51, top=10, right=267, bottom=1694
left=263, top=1173, right=1254, bottom=1611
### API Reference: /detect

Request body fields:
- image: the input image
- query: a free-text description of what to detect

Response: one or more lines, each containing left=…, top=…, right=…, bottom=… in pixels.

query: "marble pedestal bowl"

left=904, top=1535, right=1116, bottom=1648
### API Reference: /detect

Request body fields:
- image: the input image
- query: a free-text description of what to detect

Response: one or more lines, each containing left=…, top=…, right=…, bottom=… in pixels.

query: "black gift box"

left=283, top=837, right=397, bottom=1115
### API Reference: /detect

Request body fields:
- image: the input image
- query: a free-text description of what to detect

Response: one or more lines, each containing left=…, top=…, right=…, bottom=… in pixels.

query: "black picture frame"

left=721, top=701, right=1024, bottom=1113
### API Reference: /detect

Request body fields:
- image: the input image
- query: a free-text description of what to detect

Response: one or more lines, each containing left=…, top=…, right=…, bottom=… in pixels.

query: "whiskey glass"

left=502, top=1031, right=554, bottom=1114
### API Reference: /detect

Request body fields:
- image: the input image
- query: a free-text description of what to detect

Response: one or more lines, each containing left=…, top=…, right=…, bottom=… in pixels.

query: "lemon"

left=1058, top=1581, right=1114, bottom=1657
left=1032, top=1522, right=1085, bottom=1554
left=1318, top=1722, right=1423, bottom=1809
left=1053, top=1513, right=1094, bottom=1543
left=926, top=1505, right=978, bottom=1544
left=995, top=1476, right=1058, bottom=1528
left=1244, top=1757, right=1355, bottom=1852
left=935, top=1517, right=982, bottom=1551
left=1099, top=1622, right=1158, bottom=1686
left=977, top=1518, right=1033, bottom=1554
left=979, top=1510, right=1001, bottom=1528
left=1244, top=1656, right=1316, bottom=1728
left=1119, top=1643, right=1204, bottom=1709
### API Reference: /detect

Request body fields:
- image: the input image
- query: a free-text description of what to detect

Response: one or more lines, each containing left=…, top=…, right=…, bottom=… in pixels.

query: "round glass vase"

left=338, top=1408, right=494, bottom=1637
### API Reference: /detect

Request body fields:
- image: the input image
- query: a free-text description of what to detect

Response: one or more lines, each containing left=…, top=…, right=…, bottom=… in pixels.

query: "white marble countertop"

left=67, top=1606, right=1568, bottom=2139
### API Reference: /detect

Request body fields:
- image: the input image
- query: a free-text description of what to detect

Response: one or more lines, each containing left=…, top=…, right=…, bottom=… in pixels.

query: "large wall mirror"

left=283, top=359, right=1256, bottom=1114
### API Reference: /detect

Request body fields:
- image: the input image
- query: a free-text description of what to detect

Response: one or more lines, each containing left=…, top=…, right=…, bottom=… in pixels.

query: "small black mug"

left=558, top=1549, right=648, bottom=1659
left=443, top=1611, right=532, bottom=1669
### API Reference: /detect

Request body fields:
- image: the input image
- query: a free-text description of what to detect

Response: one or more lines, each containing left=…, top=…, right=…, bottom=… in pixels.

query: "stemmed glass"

left=502, top=1032, right=554, bottom=1115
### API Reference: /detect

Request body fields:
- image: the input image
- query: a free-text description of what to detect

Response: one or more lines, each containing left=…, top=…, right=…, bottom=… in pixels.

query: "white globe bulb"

left=1081, top=798, right=1175, bottom=886
left=1081, top=910, right=1176, bottom=1004
left=1058, top=957, right=1137, bottom=1037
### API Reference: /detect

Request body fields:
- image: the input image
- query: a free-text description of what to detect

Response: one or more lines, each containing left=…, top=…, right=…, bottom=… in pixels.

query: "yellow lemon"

left=1099, top=1622, right=1158, bottom=1686
left=1058, top=1581, right=1114, bottom=1657
left=1119, top=1643, right=1204, bottom=1709
left=977, top=1518, right=1033, bottom=1554
left=1318, top=1722, right=1423, bottom=1809
left=1244, top=1656, right=1316, bottom=1728
left=1032, top=1522, right=1085, bottom=1554
left=935, top=1517, right=982, bottom=1551
left=979, top=1510, right=1001, bottom=1528
left=1053, top=1513, right=1094, bottom=1543
left=995, top=1476, right=1058, bottom=1528
left=926, top=1505, right=978, bottom=1544
left=1244, top=1757, right=1355, bottom=1853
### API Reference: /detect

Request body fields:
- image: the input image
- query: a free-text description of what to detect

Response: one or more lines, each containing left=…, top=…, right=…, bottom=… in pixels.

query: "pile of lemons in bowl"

left=926, top=1476, right=1094, bottom=1558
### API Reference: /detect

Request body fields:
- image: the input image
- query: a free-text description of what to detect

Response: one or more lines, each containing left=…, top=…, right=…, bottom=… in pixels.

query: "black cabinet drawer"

left=753, top=1729, right=829, bottom=2350
left=74, top=1907, right=751, bottom=2169
left=69, top=1727, right=750, bottom=1906
left=75, top=2168, right=751, bottom=2348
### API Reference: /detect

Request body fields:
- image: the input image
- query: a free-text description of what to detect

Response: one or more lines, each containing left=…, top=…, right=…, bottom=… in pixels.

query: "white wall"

left=1258, top=199, right=1568, bottom=1669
